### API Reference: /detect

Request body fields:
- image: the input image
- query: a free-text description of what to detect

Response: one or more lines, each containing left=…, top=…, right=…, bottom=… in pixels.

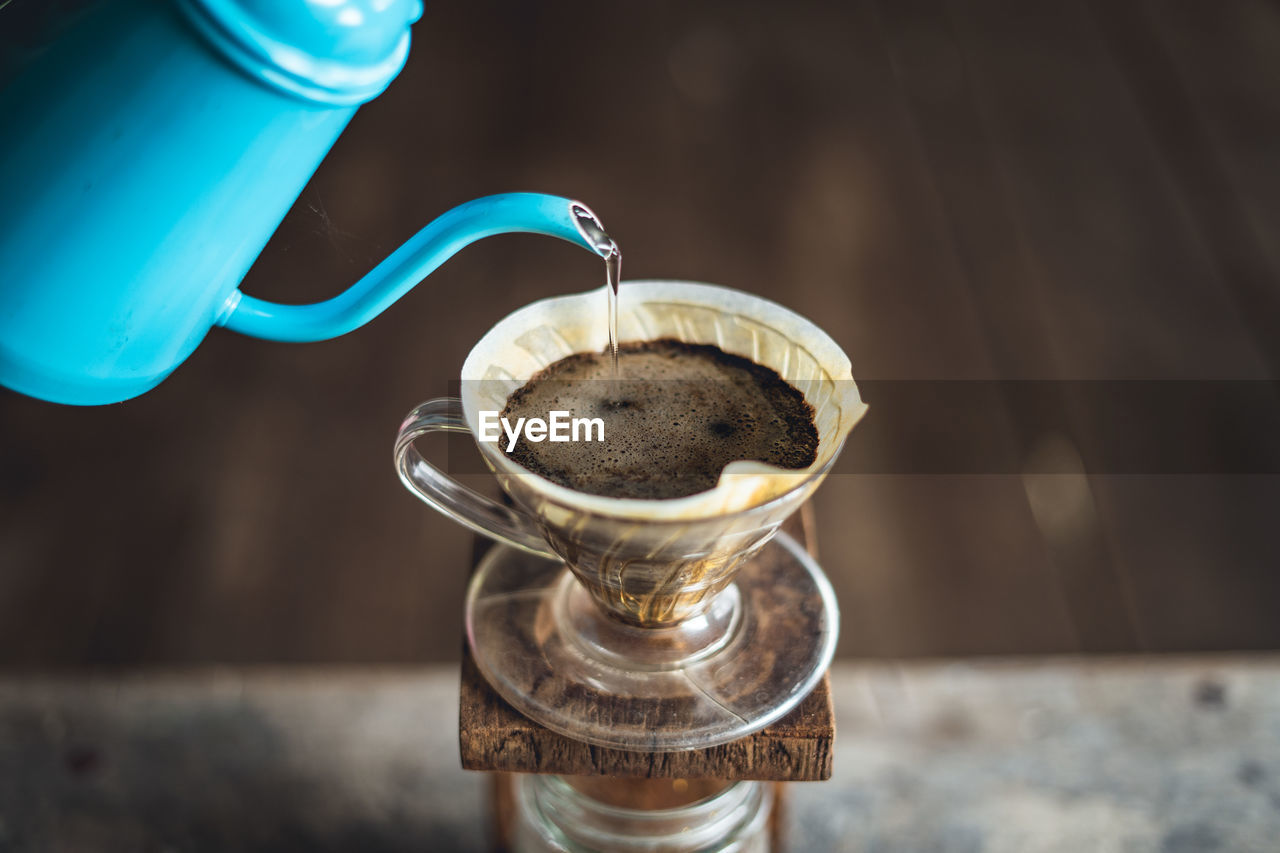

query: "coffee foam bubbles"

left=501, top=339, right=818, bottom=500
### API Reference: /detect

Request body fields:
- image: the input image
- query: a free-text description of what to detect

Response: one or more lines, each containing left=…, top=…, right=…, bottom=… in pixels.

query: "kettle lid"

left=180, top=0, right=424, bottom=105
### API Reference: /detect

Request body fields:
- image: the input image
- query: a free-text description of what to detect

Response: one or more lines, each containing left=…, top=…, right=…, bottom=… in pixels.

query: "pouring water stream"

left=570, top=203, right=622, bottom=378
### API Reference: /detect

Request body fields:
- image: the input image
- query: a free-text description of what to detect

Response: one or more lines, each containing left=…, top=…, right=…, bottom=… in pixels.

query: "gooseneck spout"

left=217, top=193, right=613, bottom=343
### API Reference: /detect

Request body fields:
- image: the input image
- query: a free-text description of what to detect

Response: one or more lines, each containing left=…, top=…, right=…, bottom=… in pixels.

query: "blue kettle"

left=0, top=0, right=612, bottom=405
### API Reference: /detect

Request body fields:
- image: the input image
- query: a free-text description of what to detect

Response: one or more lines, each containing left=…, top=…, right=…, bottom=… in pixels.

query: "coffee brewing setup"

left=397, top=282, right=866, bottom=848
left=1, top=2, right=867, bottom=849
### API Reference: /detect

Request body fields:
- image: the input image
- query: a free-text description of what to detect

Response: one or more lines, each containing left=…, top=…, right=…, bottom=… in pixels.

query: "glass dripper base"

left=465, top=531, right=838, bottom=752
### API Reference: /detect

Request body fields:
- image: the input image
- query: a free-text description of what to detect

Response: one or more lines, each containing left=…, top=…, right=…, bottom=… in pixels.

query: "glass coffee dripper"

left=395, top=281, right=866, bottom=750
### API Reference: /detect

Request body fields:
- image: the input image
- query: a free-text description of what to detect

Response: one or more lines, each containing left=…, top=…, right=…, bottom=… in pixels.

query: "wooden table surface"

left=1, top=656, right=1276, bottom=852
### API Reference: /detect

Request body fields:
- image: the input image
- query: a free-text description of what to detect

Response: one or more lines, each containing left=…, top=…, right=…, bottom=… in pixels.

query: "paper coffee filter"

left=461, top=280, right=867, bottom=520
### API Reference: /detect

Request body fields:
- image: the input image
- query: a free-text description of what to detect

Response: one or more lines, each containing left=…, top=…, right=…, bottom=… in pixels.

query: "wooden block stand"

left=459, top=507, right=834, bottom=851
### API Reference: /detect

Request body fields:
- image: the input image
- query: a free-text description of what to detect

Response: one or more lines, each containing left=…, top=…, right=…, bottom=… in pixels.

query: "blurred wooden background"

left=1, top=0, right=1278, bottom=665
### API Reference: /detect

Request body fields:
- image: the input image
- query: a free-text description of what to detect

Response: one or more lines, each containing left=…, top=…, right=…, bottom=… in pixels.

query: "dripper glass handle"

left=394, top=398, right=558, bottom=558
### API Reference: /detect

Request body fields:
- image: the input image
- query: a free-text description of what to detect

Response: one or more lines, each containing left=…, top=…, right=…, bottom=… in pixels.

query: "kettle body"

left=0, top=0, right=420, bottom=404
